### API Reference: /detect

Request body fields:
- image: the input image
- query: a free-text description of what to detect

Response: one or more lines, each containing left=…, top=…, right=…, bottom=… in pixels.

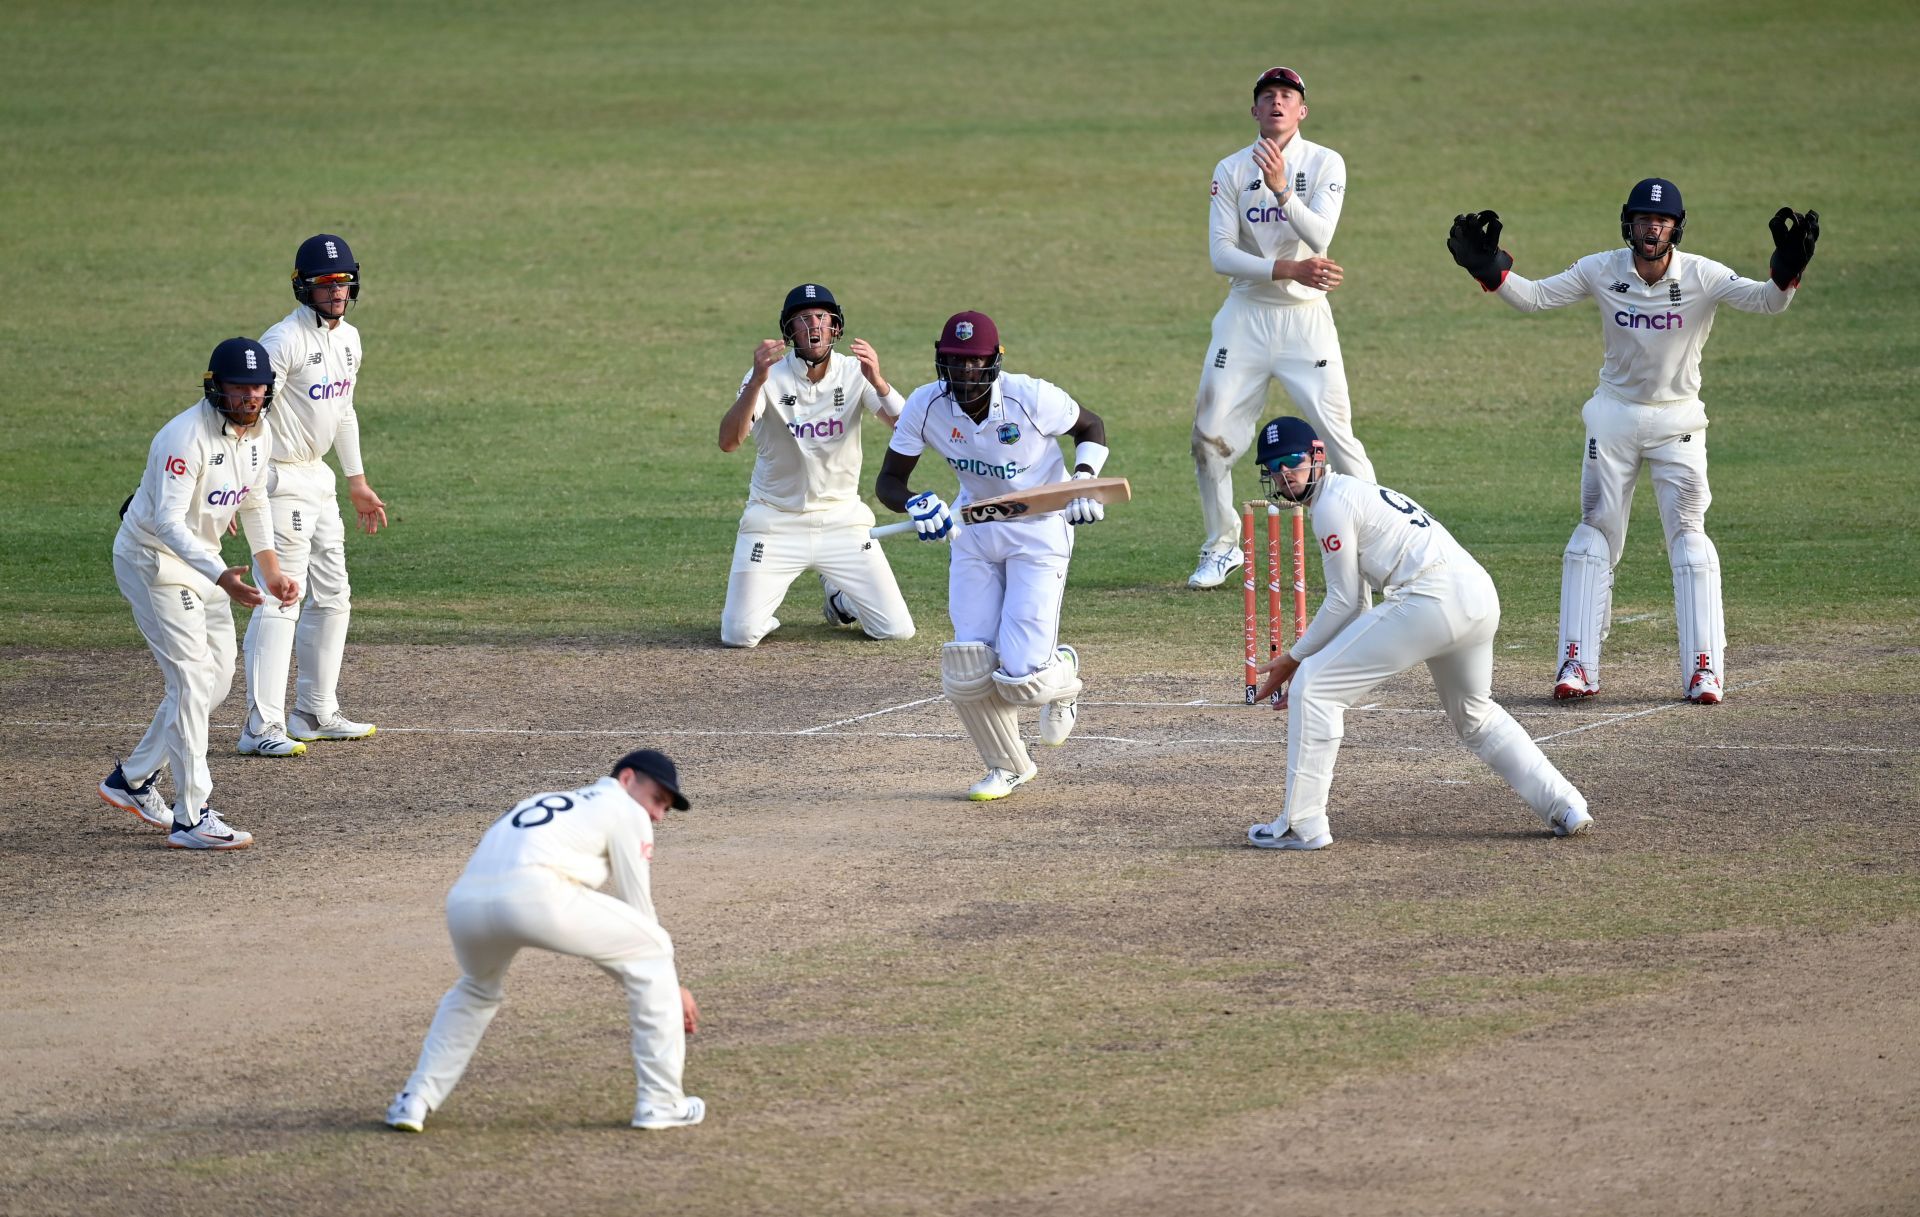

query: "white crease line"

left=1615, top=612, right=1661, bottom=624
left=1528, top=679, right=1774, bottom=743
left=796, top=696, right=944, bottom=734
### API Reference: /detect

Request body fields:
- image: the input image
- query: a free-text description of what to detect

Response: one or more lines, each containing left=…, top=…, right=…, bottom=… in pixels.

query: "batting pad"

left=1559, top=523, right=1613, bottom=680
left=941, top=643, right=1031, bottom=774
left=991, top=651, right=1083, bottom=706
left=1670, top=531, right=1725, bottom=690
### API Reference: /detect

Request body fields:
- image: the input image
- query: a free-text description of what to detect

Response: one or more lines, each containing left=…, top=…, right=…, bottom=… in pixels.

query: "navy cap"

left=612, top=748, right=690, bottom=810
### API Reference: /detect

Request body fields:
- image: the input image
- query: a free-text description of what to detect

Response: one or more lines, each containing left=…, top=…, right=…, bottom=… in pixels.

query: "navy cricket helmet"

left=202, top=337, right=275, bottom=424
left=1256, top=416, right=1327, bottom=503
left=1620, top=178, right=1686, bottom=250
left=779, top=283, right=844, bottom=344
left=292, top=234, right=360, bottom=306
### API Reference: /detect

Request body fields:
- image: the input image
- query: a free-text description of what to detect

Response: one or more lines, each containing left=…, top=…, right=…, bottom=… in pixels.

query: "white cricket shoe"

left=290, top=709, right=376, bottom=742
left=1039, top=645, right=1080, bottom=746
left=1187, top=548, right=1244, bottom=590
left=385, top=1091, right=427, bottom=1133
left=967, top=764, right=1038, bottom=802
left=99, top=764, right=171, bottom=828
left=1247, top=820, right=1333, bottom=850
left=632, top=1095, right=706, bottom=1131
left=820, top=575, right=858, bottom=627
left=1687, top=666, right=1723, bottom=705
left=1550, top=805, right=1594, bottom=837
left=1553, top=658, right=1598, bottom=700
left=167, top=808, right=253, bottom=851
left=238, top=726, right=308, bottom=757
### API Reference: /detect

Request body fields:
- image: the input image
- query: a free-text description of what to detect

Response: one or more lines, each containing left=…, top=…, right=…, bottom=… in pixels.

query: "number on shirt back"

left=510, top=793, right=575, bottom=829
left=1378, top=488, right=1431, bottom=528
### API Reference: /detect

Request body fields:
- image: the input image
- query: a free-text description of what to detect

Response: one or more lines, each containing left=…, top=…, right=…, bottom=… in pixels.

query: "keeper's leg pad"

left=941, top=643, right=1032, bottom=774
left=1670, top=530, right=1725, bottom=692
left=1559, top=522, right=1614, bottom=684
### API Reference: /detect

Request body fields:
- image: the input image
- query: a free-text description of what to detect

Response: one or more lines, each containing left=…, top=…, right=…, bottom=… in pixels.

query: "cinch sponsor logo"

left=1246, top=204, right=1288, bottom=223
left=946, top=456, right=1020, bottom=479
left=308, top=378, right=354, bottom=400
left=205, top=485, right=252, bottom=507
left=1613, top=309, right=1683, bottom=330
left=787, top=417, right=844, bottom=440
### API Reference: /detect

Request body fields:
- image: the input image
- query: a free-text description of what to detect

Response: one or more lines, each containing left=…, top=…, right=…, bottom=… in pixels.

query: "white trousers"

left=1192, top=296, right=1375, bottom=554
left=1282, top=563, right=1583, bottom=841
left=1559, top=390, right=1720, bottom=691
left=244, top=461, right=352, bottom=731
left=949, top=514, right=1072, bottom=678
left=402, top=868, right=688, bottom=1115
left=720, top=499, right=914, bottom=647
left=113, top=541, right=237, bottom=819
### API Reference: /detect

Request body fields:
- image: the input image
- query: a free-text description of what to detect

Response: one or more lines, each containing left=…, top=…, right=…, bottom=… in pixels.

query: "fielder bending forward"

left=1245, top=418, right=1590, bottom=850
left=238, top=233, right=390, bottom=757
left=876, top=312, right=1111, bottom=801
left=385, top=749, right=705, bottom=1133
left=717, top=283, right=914, bottom=647
left=1447, top=180, right=1819, bottom=703
left=1188, top=64, right=1375, bottom=589
left=99, top=339, right=300, bottom=849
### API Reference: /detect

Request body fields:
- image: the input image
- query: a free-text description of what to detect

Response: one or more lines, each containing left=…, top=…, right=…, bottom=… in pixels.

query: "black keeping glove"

left=1768, top=207, right=1820, bottom=289
left=1447, top=210, right=1514, bottom=292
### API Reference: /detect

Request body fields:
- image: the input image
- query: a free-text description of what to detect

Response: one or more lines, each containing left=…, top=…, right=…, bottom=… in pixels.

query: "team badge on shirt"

left=996, top=423, right=1021, bottom=445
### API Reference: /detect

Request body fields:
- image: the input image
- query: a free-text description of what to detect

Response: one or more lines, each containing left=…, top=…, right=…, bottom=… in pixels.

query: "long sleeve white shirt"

left=1208, top=134, right=1347, bottom=307
left=1496, top=248, right=1793, bottom=404
left=258, top=305, right=366, bottom=473
left=461, top=776, right=668, bottom=932
left=116, top=401, right=275, bottom=591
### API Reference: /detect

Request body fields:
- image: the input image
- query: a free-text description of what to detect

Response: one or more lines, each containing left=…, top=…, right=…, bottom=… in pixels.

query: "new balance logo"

left=1213, top=347, right=1228, bottom=369
left=1315, top=359, right=1328, bottom=368
left=1609, top=281, right=1630, bottom=293
left=307, top=352, right=324, bottom=365
left=780, top=395, right=797, bottom=407
left=211, top=453, right=225, bottom=466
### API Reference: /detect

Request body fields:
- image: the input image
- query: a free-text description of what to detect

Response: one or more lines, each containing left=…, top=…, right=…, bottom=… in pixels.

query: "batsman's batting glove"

left=1065, top=471, right=1105, bottom=526
left=905, top=490, right=953, bottom=542
left=1768, top=207, right=1820, bottom=289
left=1447, top=210, right=1513, bottom=292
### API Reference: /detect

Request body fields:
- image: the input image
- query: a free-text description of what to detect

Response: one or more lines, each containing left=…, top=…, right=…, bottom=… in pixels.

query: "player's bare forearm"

left=1066, top=407, right=1107, bottom=449
left=875, top=449, right=920, bottom=513
left=717, top=385, right=758, bottom=453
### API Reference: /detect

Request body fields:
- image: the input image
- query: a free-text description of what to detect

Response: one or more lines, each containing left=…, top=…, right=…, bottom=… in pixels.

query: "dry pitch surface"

left=3, top=637, right=1916, bottom=1216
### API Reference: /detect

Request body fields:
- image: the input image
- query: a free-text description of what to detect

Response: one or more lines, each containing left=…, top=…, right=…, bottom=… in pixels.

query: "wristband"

left=1073, top=441, right=1110, bottom=477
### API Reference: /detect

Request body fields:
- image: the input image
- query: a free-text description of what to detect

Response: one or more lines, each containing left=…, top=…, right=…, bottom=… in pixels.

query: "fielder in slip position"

left=876, top=311, right=1112, bottom=802
left=385, top=750, right=705, bottom=1134
left=99, top=338, right=301, bottom=850
left=1188, top=64, right=1375, bottom=590
left=717, top=283, right=914, bottom=647
left=1245, top=418, right=1591, bottom=851
left=1448, top=180, right=1819, bottom=704
left=239, top=233, right=390, bottom=757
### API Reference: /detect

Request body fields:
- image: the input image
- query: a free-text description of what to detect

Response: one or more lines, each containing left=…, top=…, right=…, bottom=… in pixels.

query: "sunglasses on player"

left=1261, top=452, right=1312, bottom=471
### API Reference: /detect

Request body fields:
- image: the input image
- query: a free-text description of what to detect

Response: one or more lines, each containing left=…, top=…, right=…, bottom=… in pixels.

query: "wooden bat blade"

left=958, top=477, right=1131, bottom=525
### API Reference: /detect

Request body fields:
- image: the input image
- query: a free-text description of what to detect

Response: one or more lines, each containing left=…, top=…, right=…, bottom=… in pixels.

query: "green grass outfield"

left=3, top=0, right=1917, bottom=657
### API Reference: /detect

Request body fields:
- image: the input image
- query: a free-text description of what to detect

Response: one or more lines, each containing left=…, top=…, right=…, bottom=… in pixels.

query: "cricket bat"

left=870, top=477, right=1132, bottom=538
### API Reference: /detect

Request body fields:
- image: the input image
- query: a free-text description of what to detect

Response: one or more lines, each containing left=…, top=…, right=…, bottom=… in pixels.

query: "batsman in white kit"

left=385, top=749, right=705, bottom=1134
left=1447, top=180, right=1819, bottom=703
left=1189, top=64, right=1376, bottom=590
left=717, top=283, right=914, bottom=647
left=98, top=338, right=301, bottom=850
left=876, top=311, right=1111, bottom=801
left=237, top=233, right=391, bottom=757
left=1245, top=418, right=1591, bottom=850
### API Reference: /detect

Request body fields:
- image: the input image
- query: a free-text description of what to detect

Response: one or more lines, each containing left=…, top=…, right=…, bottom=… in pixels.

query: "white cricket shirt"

left=1291, top=472, right=1477, bottom=659
left=1208, top=134, right=1347, bottom=308
left=117, top=401, right=275, bottom=590
left=1497, top=248, right=1793, bottom=404
left=888, top=373, right=1079, bottom=511
left=461, top=776, right=665, bottom=924
left=742, top=350, right=903, bottom=512
left=259, top=305, right=366, bottom=473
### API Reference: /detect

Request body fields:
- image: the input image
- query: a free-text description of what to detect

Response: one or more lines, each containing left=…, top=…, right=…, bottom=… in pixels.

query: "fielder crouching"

left=1245, top=417, right=1591, bottom=850
left=876, top=311, right=1110, bottom=802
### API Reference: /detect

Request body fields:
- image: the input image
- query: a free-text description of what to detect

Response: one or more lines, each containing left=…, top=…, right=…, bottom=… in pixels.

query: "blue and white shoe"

left=1247, top=820, right=1332, bottom=850
left=1187, top=548, right=1244, bottom=590
left=1550, top=805, right=1594, bottom=837
left=167, top=808, right=253, bottom=851
left=632, top=1095, right=706, bottom=1130
left=99, top=764, right=170, bottom=828
left=385, top=1091, right=427, bottom=1133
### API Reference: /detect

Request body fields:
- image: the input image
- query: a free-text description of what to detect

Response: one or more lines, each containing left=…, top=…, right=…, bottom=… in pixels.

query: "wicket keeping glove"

left=1447, top=210, right=1513, bottom=292
left=1768, top=207, right=1820, bottom=289
left=905, top=490, right=953, bottom=542
left=1065, top=472, right=1105, bottom=526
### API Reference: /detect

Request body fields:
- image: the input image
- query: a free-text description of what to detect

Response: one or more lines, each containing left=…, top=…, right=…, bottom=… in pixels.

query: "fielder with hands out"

left=99, top=338, right=300, bottom=849
left=717, top=283, right=914, bottom=646
left=1247, top=417, right=1591, bottom=851
left=1447, top=181, right=1818, bottom=704
left=876, top=311, right=1110, bottom=801
left=385, top=749, right=705, bottom=1134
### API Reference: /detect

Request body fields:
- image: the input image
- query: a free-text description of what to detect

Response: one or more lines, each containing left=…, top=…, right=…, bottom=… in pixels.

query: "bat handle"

left=869, top=520, right=918, bottom=539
